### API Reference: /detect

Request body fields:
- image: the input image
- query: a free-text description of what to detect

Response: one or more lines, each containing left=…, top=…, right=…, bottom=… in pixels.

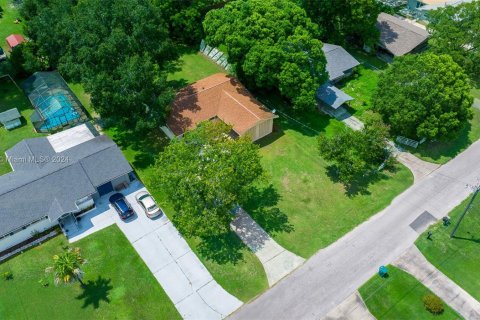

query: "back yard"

left=0, top=226, right=180, bottom=320
left=416, top=192, right=480, bottom=301
left=0, top=77, right=44, bottom=175
left=359, top=265, right=461, bottom=319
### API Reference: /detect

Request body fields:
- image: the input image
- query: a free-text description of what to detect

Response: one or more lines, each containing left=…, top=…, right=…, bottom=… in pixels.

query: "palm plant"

left=45, top=247, right=87, bottom=286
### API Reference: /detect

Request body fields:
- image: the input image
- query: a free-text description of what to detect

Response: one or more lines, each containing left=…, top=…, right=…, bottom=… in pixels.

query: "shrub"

left=2, top=271, right=13, bottom=280
left=423, top=294, right=444, bottom=314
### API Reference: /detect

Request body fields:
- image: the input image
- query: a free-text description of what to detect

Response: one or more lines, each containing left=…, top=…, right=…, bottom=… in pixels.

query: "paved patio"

left=65, top=181, right=242, bottom=319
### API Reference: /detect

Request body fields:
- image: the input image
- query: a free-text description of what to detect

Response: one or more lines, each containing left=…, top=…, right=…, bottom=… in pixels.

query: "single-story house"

left=316, top=84, right=354, bottom=111
left=408, top=0, right=475, bottom=10
left=0, top=124, right=134, bottom=253
left=165, top=73, right=278, bottom=142
left=6, top=34, right=25, bottom=50
left=376, top=13, right=429, bottom=61
left=322, top=43, right=360, bottom=83
left=0, top=108, right=22, bottom=130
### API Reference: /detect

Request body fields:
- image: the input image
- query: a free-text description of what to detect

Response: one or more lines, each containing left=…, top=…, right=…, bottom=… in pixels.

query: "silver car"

left=135, top=191, right=163, bottom=218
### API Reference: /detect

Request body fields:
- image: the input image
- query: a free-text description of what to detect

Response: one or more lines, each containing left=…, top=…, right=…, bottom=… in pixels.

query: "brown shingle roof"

left=167, top=73, right=277, bottom=136
left=377, top=13, right=429, bottom=56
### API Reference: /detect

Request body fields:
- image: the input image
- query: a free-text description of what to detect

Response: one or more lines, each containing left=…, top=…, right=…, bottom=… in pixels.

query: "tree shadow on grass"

left=197, top=231, right=245, bottom=265
left=244, top=184, right=294, bottom=235
left=326, top=164, right=398, bottom=197
left=412, top=121, right=473, bottom=162
left=76, top=276, right=113, bottom=309
left=105, top=125, right=169, bottom=170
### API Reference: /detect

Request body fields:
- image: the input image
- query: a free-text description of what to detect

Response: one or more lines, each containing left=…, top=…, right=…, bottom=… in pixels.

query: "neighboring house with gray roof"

left=0, top=108, right=22, bottom=130
left=322, top=43, right=360, bottom=83
left=376, top=12, right=429, bottom=61
left=0, top=125, right=133, bottom=253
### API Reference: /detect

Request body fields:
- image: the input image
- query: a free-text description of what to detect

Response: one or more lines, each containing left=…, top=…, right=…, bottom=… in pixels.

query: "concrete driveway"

left=67, top=181, right=242, bottom=319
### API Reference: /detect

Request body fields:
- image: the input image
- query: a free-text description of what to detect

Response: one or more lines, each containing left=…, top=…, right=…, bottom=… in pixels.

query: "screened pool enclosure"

left=22, top=71, right=88, bottom=133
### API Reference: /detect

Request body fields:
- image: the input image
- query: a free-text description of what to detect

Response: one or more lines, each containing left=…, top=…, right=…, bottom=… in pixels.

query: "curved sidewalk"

left=231, top=209, right=305, bottom=287
left=230, top=140, right=480, bottom=320
left=394, top=246, right=480, bottom=319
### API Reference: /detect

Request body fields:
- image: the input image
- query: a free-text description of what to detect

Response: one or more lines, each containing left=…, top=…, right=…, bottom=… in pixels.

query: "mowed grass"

left=0, top=78, right=45, bottom=175
left=72, top=53, right=268, bottom=302
left=0, top=0, right=23, bottom=53
left=359, top=266, right=461, bottom=319
left=168, top=52, right=225, bottom=85
left=339, top=66, right=380, bottom=120
left=0, top=225, right=181, bottom=320
left=416, top=192, right=480, bottom=301
left=411, top=108, right=480, bottom=164
left=244, top=99, right=413, bottom=258
left=103, top=125, right=268, bottom=302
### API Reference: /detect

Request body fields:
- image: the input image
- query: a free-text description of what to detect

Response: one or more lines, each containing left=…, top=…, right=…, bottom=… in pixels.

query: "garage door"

left=97, top=181, right=113, bottom=196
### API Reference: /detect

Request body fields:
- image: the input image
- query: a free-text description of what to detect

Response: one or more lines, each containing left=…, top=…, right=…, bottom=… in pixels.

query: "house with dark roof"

left=165, top=73, right=278, bottom=142
left=0, top=124, right=134, bottom=253
left=0, top=108, right=22, bottom=130
left=322, top=43, right=360, bottom=83
left=375, top=13, right=429, bottom=61
left=316, top=43, right=358, bottom=110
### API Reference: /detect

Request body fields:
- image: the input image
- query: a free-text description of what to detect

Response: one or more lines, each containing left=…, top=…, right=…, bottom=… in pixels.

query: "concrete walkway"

left=393, top=246, right=480, bottom=320
left=322, top=292, right=375, bottom=320
left=231, top=209, right=305, bottom=286
left=319, top=105, right=364, bottom=131
left=67, top=181, right=243, bottom=319
left=230, top=139, right=480, bottom=320
left=395, top=151, right=441, bottom=183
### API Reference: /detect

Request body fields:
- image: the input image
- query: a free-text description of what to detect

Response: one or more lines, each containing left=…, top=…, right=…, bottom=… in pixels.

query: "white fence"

left=200, top=40, right=231, bottom=71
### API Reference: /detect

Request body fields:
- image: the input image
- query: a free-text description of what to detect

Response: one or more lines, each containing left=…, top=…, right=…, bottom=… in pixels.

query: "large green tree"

left=154, top=0, right=226, bottom=45
left=318, top=113, right=391, bottom=187
left=300, top=0, right=381, bottom=47
left=428, top=1, right=480, bottom=78
left=373, top=53, right=473, bottom=140
left=204, top=0, right=328, bottom=111
left=155, top=121, right=264, bottom=238
left=20, top=0, right=176, bottom=130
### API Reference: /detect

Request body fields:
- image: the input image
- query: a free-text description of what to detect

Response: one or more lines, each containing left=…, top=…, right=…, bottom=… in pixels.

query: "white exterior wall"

left=0, top=218, right=56, bottom=253
left=244, top=119, right=274, bottom=141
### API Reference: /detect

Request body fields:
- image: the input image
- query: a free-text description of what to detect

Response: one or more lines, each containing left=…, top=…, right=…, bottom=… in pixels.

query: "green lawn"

left=410, top=108, right=480, bottom=164
left=0, top=77, right=44, bottom=175
left=359, top=266, right=461, bottom=319
left=103, top=125, right=269, bottom=302
left=339, top=66, right=380, bottom=120
left=68, top=83, right=97, bottom=118
left=0, top=0, right=23, bottom=53
left=244, top=96, right=413, bottom=258
left=68, top=53, right=269, bottom=303
left=416, top=192, right=480, bottom=301
left=0, top=225, right=181, bottom=320
left=168, top=52, right=225, bottom=86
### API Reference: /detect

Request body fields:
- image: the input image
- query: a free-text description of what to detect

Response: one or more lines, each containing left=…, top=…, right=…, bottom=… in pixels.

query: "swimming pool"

left=35, top=94, right=81, bottom=131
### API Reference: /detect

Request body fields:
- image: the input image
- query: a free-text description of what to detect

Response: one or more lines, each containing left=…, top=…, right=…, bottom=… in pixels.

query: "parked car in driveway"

left=109, top=193, right=135, bottom=220
left=0, top=48, right=7, bottom=62
left=135, top=191, right=163, bottom=218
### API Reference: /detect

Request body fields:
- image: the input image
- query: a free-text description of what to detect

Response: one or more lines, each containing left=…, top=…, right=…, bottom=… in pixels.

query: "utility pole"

left=450, top=187, right=479, bottom=238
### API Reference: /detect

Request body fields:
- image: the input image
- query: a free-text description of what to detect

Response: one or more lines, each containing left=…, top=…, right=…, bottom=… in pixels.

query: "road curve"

left=230, top=140, right=480, bottom=320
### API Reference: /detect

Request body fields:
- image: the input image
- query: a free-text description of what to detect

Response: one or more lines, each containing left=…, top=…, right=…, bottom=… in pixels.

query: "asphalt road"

left=230, top=140, right=480, bottom=320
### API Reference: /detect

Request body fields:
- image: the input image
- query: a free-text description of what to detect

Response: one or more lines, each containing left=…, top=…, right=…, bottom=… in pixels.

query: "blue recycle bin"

left=379, top=265, right=388, bottom=278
